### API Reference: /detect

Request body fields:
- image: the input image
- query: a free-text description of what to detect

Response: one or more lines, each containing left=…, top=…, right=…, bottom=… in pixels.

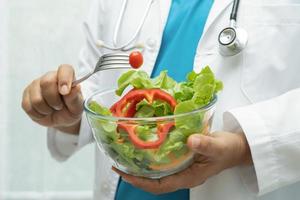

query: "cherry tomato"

left=129, top=51, right=143, bottom=69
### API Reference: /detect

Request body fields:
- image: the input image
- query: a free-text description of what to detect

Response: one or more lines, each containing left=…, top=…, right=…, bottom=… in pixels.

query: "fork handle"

left=71, top=66, right=131, bottom=87
left=72, top=72, right=93, bottom=87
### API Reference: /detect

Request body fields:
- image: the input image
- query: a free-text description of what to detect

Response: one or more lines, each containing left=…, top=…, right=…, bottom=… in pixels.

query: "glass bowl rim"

left=84, top=88, right=217, bottom=122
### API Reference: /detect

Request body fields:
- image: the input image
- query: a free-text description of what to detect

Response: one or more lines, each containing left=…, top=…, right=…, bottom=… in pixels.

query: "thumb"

left=57, top=64, right=75, bottom=95
left=187, top=134, right=223, bottom=157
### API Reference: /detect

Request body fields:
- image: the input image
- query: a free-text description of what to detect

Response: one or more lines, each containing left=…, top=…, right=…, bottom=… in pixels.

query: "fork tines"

left=102, top=53, right=129, bottom=58
left=94, top=53, right=131, bottom=72
left=101, top=53, right=129, bottom=65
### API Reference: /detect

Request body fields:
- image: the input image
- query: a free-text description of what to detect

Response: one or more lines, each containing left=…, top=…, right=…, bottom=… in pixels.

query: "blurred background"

left=0, top=0, right=95, bottom=199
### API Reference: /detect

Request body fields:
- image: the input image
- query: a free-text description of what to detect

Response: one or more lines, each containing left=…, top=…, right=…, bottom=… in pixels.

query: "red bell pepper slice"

left=118, top=122, right=174, bottom=149
left=110, top=88, right=177, bottom=149
left=110, top=89, right=177, bottom=117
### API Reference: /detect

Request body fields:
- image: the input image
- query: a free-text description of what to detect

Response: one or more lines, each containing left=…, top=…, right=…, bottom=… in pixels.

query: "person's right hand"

left=21, top=64, right=84, bottom=134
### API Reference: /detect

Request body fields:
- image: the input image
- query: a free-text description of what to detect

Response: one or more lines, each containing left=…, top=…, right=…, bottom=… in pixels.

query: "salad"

left=86, top=66, right=223, bottom=177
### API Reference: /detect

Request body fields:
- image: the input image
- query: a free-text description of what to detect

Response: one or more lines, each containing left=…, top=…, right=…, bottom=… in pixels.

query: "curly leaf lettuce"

left=135, top=99, right=173, bottom=117
left=116, top=70, right=153, bottom=96
left=116, top=70, right=177, bottom=96
left=174, top=100, right=203, bottom=134
left=191, top=66, right=223, bottom=107
left=89, top=66, right=223, bottom=172
left=88, top=101, right=116, bottom=136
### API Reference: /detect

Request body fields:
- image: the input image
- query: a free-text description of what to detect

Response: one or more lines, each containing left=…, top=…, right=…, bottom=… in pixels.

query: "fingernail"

left=60, top=84, right=69, bottom=95
left=53, top=105, right=63, bottom=111
left=192, top=135, right=201, bottom=149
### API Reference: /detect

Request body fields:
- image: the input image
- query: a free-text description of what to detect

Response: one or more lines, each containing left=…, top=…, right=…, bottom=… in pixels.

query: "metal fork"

left=72, top=53, right=130, bottom=87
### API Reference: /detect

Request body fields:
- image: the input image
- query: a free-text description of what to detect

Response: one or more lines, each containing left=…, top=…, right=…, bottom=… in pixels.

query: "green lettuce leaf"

left=152, top=70, right=177, bottom=90
left=152, top=100, right=173, bottom=116
left=135, top=125, right=158, bottom=141
left=135, top=99, right=173, bottom=117
left=116, top=70, right=153, bottom=96
left=174, top=100, right=203, bottom=134
left=186, top=70, right=198, bottom=82
left=109, top=142, right=143, bottom=171
left=88, top=101, right=117, bottom=134
left=155, top=129, right=186, bottom=160
left=135, top=99, right=155, bottom=118
left=88, top=100, right=112, bottom=116
left=191, top=66, right=222, bottom=106
left=116, top=70, right=178, bottom=96
left=172, top=82, right=194, bottom=103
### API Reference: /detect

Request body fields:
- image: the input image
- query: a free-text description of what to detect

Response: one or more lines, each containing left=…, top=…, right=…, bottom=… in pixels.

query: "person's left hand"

left=112, top=131, right=253, bottom=194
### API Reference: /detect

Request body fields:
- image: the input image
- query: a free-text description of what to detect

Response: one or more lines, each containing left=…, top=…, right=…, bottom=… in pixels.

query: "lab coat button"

left=146, top=38, right=157, bottom=49
left=101, top=182, right=111, bottom=193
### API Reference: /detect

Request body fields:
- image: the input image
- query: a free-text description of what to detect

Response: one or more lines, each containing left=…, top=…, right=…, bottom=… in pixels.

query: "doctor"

left=22, top=0, right=300, bottom=199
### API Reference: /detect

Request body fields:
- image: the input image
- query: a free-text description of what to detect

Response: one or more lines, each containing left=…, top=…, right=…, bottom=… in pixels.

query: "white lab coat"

left=47, top=0, right=300, bottom=199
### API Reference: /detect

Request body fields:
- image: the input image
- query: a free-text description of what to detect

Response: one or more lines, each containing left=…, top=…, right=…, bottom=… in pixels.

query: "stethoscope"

left=94, top=0, right=155, bottom=52
left=86, top=0, right=248, bottom=56
left=218, top=0, right=248, bottom=56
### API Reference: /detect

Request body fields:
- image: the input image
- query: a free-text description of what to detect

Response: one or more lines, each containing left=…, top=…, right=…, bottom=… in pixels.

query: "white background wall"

left=0, top=0, right=94, bottom=199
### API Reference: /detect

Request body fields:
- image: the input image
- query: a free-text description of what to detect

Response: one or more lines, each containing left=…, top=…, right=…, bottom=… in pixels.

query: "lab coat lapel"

left=142, top=0, right=171, bottom=76
left=157, top=0, right=171, bottom=32
left=193, top=0, right=233, bottom=72
left=202, top=0, right=233, bottom=35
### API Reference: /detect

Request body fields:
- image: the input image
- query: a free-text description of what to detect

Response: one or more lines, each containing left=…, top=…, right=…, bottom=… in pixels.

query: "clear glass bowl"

left=84, top=89, right=217, bottom=179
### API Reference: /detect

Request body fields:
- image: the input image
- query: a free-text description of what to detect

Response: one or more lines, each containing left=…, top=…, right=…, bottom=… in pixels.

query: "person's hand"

left=112, top=131, right=253, bottom=194
left=21, top=64, right=83, bottom=134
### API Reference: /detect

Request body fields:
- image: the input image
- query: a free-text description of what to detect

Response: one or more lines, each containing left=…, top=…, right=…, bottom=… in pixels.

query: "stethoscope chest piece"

left=218, top=27, right=248, bottom=56
left=218, top=0, right=248, bottom=57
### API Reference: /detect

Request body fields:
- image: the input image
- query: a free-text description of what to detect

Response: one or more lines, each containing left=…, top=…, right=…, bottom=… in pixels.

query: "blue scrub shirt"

left=115, top=0, right=213, bottom=199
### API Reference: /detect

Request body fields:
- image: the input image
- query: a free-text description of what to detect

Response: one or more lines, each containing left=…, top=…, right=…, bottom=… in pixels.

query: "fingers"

left=40, top=69, right=82, bottom=115
left=28, top=79, right=53, bottom=115
left=187, top=134, right=224, bottom=157
left=57, top=64, right=74, bottom=95
left=62, top=85, right=84, bottom=116
left=40, top=71, right=64, bottom=110
left=22, top=65, right=83, bottom=128
left=112, top=164, right=211, bottom=195
left=112, top=167, right=170, bottom=194
left=22, top=87, right=46, bottom=120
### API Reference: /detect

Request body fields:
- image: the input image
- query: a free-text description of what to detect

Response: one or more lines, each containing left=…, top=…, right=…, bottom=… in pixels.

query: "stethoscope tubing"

left=106, top=0, right=154, bottom=51
left=84, top=0, right=246, bottom=56
left=230, top=0, right=240, bottom=21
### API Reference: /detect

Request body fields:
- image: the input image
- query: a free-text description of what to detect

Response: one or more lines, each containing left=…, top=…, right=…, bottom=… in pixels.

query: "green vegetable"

left=116, top=66, right=222, bottom=109
left=89, top=101, right=117, bottom=142
left=135, top=99, right=173, bottom=117
left=174, top=100, right=203, bottom=134
left=155, top=129, right=186, bottom=160
left=152, top=70, right=177, bottom=90
left=191, top=66, right=223, bottom=106
left=135, top=125, right=158, bottom=141
left=89, top=102, right=150, bottom=172
left=89, top=66, right=223, bottom=174
left=116, top=70, right=177, bottom=96
left=88, top=100, right=112, bottom=116
left=173, top=82, right=194, bottom=103
left=116, top=70, right=153, bottom=96
left=109, top=142, right=143, bottom=171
